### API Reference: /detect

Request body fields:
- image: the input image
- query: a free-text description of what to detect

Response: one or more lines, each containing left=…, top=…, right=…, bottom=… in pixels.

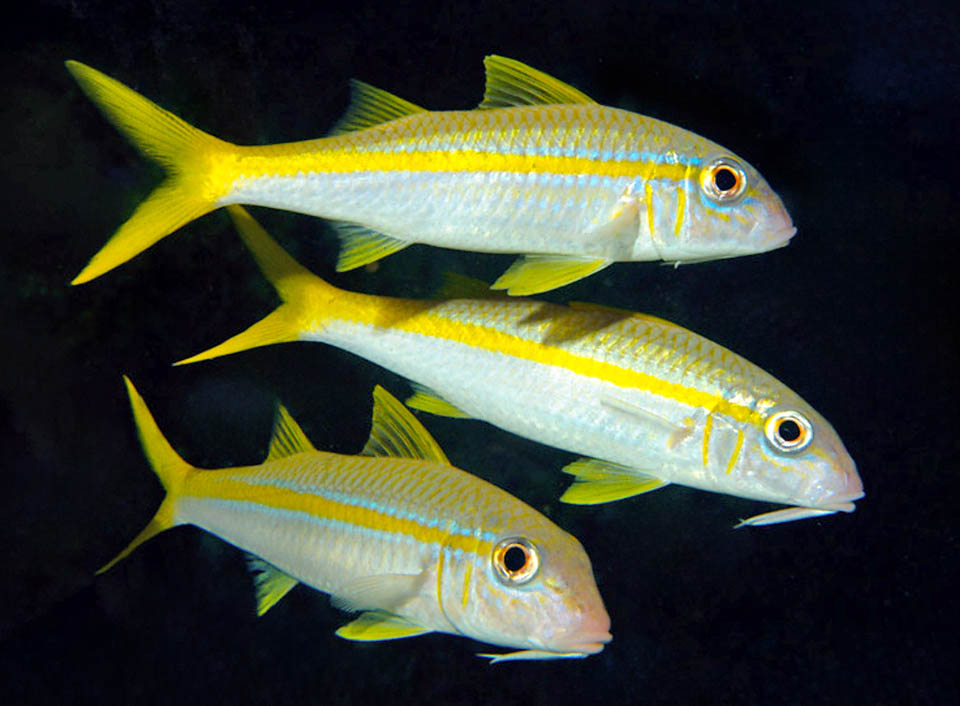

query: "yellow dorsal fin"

left=245, top=555, right=299, bottom=616
left=360, top=386, right=449, bottom=464
left=335, top=610, right=432, bottom=642
left=329, top=79, right=426, bottom=135
left=266, top=404, right=316, bottom=461
left=434, top=271, right=506, bottom=300
left=478, top=56, right=596, bottom=110
left=559, top=458, right=669, bottom=505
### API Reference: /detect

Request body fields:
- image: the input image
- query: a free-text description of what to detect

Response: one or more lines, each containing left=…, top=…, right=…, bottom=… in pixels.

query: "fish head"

left=647, top=143, right=795, bottom=263
left=731, top=400, right=863, bottom=514
left=451, top=524, right=611, bottom=657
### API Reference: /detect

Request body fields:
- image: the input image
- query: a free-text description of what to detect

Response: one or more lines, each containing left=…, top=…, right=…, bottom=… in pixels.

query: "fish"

left=65, top=56, right=795, bottom=292
left=177, top=207, right=862, bottom=527
left=102, top=377, right=611, bottom=662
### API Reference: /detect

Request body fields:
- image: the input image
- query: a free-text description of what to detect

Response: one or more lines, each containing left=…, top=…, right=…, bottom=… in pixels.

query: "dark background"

left=1, top=1, right=956, bottom=704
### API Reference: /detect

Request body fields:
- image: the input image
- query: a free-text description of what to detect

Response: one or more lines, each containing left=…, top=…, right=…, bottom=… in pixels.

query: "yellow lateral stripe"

left=334, top=305, right=763, bottom=426
left=227, top=148, right=692, bottom=182
left=460, top=562, right=473, bottom=609
left=725, top=429, right=745, bottom=475
left=702, top=413, right=714, bottom=467
left=194, top=475, right=494, bottom=556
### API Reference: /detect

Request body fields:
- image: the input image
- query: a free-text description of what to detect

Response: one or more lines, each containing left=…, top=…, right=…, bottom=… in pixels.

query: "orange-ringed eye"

left=492, top=537, right=539, bottom=585
left=701, top=157, right=747, bottom=203
left=764, top=410, right=814, bottom=453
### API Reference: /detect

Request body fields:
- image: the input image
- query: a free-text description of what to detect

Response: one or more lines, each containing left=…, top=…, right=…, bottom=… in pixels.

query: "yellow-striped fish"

left=65, top=56, right=795, bottom=293
left=103, top=378, right=611, bottom=662
left=179, top=207, right=862, bottom=527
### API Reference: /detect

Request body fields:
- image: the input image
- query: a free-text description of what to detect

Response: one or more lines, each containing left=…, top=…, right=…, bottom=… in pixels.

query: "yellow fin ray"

left=491, top=255, right=612, bottom=295
left=405, top=384, right=471, bottom=419
left=335, top=610, right=432, bottom=642
left=245, top=555, right=299, bottom=616
left=361, top=386, right=450, bottom=464
left=266, top=404, right=316, bottom=461
left=328, top=79, right=426, bottom=135
left=331, top=221, right=411, bottom=271
left=560, top=458, right=668, bottom=505
left=65, top=61, right=231, bottom=284
left=478, top=56, right=596, bottom=109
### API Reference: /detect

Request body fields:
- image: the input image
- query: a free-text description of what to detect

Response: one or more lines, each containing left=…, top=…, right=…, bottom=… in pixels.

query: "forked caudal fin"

left=175, top=206, right=341, bottom=365
left=97, top=377, right=194, bottom=574
left=66, top=61, right=235, bottom=284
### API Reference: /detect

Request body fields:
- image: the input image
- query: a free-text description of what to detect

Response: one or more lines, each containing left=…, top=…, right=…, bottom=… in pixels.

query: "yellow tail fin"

left=175, top=206, right=340, bottom=365
left=66, top=61, right=234, bottom=284
left=98, top=377, right=195, bottom=574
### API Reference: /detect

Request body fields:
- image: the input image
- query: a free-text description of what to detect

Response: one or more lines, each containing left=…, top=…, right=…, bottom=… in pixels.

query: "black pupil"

left=503, top=545, right=528, bottom=573
left=714, top=167, right=738, bottom=192
left=778, top=419, right=802, bottom=443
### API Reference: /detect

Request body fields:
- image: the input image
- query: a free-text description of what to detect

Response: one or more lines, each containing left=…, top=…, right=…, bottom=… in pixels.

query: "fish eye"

left=764, top=410, right=814, bottom=453
left=492, top=537, right=539, bottom=585
left=701, top=157, right=747, bottom=203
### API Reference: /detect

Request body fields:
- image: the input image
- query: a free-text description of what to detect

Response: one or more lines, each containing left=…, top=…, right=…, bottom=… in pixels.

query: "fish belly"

left=224, top=169, right=634, bottom=258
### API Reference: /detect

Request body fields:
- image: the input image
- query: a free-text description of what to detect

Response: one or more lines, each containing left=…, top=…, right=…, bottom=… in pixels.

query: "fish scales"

left=65, top=56, right=795, bottom=290
left=102, top=380, right=611, bottom=659
left=179, top=207, right=861, bottom=525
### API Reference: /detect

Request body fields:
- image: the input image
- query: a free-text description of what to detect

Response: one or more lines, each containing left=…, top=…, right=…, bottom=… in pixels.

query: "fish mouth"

left=555, top=630, right=613, bottom=655
left=755, top=223, right=797, bottom=252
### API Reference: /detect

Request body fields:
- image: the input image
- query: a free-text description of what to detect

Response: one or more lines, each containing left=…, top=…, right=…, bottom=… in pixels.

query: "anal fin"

left=246, top=555, right=299, bottom=616
left=332, top=221, right=411, bottom=271
left=405, top=383, right=471, bottom=419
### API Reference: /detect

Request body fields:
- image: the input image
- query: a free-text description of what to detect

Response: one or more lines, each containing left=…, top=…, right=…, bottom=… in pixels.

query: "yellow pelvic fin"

left=560, top=458, right=669, bottom=505
left=266, top=404, right=317, bottom=461
left=361, top=386, right=450, bottom=465
left=175, top=206, right=334, bottom=365
left=405, top=383, right=471, bottom=419
left=246, top=555, right=300, bottom=616
left=478, top=56, right=597, bottom=109
left=330, top=221, right=412, bottom=271
left=335, top=610, right=432, bottom=642
left=491, top=255, right=612, bottom=296
left=65, top=61, right=232, bottom=284
left=98, top=377, right=194, bottom=574
left=328, top=79, right=426, bottom=135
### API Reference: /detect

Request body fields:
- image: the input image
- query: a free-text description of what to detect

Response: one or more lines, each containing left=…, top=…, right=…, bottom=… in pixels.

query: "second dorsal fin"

left=266, top=404, right=316, bottom=461
left=478, top=56, right=596, bottom=110
left=360, top=386, right=450, bottom=465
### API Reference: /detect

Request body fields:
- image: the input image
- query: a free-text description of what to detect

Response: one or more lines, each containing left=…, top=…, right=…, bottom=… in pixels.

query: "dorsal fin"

left=478, top=56, right=596, bottom=110
left=329, top=79, right=426, bottom=135
left=266, top=404, right=316, bottom=461
left=360, top=386, right=450, bottom=465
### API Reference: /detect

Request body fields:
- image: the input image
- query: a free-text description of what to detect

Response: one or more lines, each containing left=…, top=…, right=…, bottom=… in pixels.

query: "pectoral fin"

left=560, top=458, right=669, bottom=504
left=336, top=611, right=432, bottom=642
left=330, top=572, right=426, bottom=613
left=491, top=255, right=612, bottom=296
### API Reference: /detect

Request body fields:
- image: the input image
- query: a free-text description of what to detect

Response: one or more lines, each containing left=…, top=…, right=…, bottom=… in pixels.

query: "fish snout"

left=554, top=604, right=612, bottom=655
